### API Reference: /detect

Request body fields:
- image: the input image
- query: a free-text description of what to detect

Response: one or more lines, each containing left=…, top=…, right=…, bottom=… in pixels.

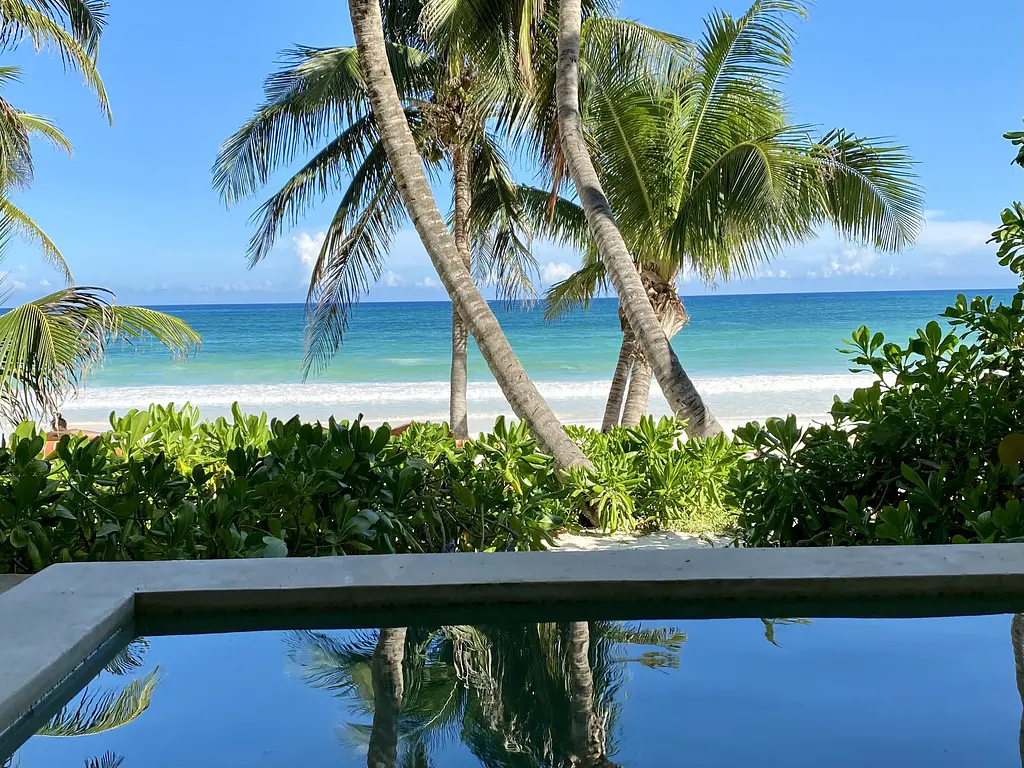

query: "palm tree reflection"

left=287, top=621, right=686, bottom=767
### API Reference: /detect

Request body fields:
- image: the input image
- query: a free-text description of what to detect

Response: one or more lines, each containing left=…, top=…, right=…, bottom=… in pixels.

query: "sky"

left=2, top=0, right=1022, bottom=306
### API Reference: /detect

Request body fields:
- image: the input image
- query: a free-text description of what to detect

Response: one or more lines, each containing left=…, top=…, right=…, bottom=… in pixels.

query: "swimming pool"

left=4, top=612, right=1024, bottom=766
left=4, top=547, right=1024, bottom=767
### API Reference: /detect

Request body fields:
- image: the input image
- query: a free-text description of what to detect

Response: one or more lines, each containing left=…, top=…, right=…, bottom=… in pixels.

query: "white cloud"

left=384, top=270, right=405, bottom=288
left=292, top=231, right=326, bottom=266
left=192, top=280, right=276, bottom=294
left=416, top=276, right=442, bottom=289
left=11, top=280, right=26, bottom=291
left=541, top=261, right=575, bottom=284
left=915, top=210, right=993, bottom=255
left=819, top=246, right=882, bottom=277
left=38, top=278, right=50, bottom=287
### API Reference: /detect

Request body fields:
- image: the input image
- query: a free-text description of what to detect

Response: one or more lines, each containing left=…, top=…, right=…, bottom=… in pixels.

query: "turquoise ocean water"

left=61, top=289, right=1014, bottom=430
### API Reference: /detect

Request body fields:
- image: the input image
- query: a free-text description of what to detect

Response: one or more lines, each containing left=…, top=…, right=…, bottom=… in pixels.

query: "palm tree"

left=0, top=2, right=200, bottom=426
left=554, top=0, right=725, bottom=437
left=551, top=0, right=922, bottom=436
left=0, top=287, right=201, bottom=424
left=545, top=0, right=922, bottom=430
left=368, top=627, right=408, bottom=768
left=214, top=3, right=559, bottom=442
left=307, top=0, right=589, bottom=470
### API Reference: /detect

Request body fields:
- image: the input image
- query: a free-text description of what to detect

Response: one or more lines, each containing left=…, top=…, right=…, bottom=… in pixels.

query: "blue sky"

left=3, top=0, right=1022, bottom=305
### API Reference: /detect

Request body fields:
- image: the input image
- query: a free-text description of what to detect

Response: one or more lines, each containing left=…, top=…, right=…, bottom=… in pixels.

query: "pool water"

left=7, top=614, right=1024, bottom=767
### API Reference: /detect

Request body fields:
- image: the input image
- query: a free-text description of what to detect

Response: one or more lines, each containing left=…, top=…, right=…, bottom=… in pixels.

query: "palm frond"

left=83, top=752, right=124, bottom=768
left=213, top=43, right=433, bottom=205
left=0, top=287, right=200, bottom=422
left=301, top=147, right=406, bottom=378
left=466, top=134, right=539, bottom=306
left=17, top=111, right=72, bottom=156
left=103, top=638, right=150, bottom=676
left=0, top=197, right=71, bottom=282
left=810, top=129, right=923, bottom=251
left=543, top=253, right=607, bottom=320
left=0, top=0, right=111, bottom=121
left=38, top=669, right=159, bottom=737
left=285, top=629, right=379, bottom=694
left=514, top=185, right=590, bottom=250
left=678, top=0, right=806, bottom=183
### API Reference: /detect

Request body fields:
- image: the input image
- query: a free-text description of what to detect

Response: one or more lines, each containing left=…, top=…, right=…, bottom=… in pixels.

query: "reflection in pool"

left=7, top=614, right=1024, bottom=766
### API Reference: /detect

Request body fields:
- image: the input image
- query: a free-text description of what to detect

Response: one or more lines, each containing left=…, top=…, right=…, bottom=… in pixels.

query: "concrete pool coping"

left=3, top=543, right=1024, bottom=741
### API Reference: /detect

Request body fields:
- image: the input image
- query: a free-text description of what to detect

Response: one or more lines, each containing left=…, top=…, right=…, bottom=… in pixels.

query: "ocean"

left=60, top=289, right=1015, bottom=432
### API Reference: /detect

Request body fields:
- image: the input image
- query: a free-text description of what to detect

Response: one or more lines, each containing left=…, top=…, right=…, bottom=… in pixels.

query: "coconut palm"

left=1, top=641, right=157, bottom=768
left=543, top=0, right=922, bottom=430
left=0, top=2, right=201, bottom=426
left=213, top=16, right=554, bottom=441
left=335, top=0, right=588, bottom=469
left=215, top=0, right=583, bottom=455
left=553, top=0, right=726, bottom=436
left=550, top=0, right=921, bottom=436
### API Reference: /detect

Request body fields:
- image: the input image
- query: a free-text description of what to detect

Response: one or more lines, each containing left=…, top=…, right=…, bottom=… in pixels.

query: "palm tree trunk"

left=368, top=627, right=407, bottom=768
left=601, top=328, right=634, bottom=432
left=554, top=0, right=722, bottom=438
left=620, top=351, right=651, bottom=428
left=1012, top=614, right=1024, bottom=767
left=449, top=144, right=472, bottom=441
left=348, top=0, right=590, bottom=470
left=568, top=621, right=611, bottom=767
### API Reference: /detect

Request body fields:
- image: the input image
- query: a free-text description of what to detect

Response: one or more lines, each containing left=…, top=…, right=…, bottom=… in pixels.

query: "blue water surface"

left=89, top=290, right=1016, bottom=387
left=12, top=613, right=1022, bottom=767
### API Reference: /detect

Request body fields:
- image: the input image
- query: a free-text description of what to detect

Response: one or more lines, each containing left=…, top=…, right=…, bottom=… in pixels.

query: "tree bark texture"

left=449, top=145, right=472, bottom=440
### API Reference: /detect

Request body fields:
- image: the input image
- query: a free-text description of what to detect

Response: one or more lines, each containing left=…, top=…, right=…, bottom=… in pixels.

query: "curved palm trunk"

left=601, top=324, right=635, bottom=433
left=619, top=270, right=687, bottom=427
left=1012, top=614, right=1024, bottom=767
left=555, top=0, right=722, bottom=438
left=348, top=0, right=590, bottom=470
left=368, top=627, right=407, bottom=768
left=568, top=621, right=614, bottom=767
left=449, top=145, right=472, bottom=441
left=620, top=352, right=651, bottom=428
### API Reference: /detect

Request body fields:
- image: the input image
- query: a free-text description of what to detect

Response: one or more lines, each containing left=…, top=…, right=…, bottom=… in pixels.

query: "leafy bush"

left=730, top=129, right=1024, bottom=546
left=565, top=416, right=742, bottom=534
left=0, top=405, right=741, bottom=572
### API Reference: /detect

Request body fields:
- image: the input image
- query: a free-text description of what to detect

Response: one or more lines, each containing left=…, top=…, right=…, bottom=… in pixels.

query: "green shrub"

left=566, top=416, right=742, bottom=534
left=730, top=129, right=1024, bottom=547
left=0, top=405, right=742, bottom=572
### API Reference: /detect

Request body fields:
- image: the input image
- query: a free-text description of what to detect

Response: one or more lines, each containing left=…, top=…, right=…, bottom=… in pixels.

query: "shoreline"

left=52, top=410, right=833, bottom=437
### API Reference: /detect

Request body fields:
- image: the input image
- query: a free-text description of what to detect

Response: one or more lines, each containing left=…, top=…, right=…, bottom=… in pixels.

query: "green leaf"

left=262, top=536, right=288, bottom=558
left=94, top=522, right=120, bottom=538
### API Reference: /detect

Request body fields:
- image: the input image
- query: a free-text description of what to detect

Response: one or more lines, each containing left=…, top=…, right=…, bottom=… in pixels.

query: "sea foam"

left=62, top=373, right=873, bottom=410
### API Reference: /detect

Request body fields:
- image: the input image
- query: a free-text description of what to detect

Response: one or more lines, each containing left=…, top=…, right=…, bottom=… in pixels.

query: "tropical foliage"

left=0, top=405, right=738, bottom=573
left=544, top=0, right=922, bottom=430
left=214, top=0, right=569, bottom=439
left=730, top=128, right=1024, bottom=546
left=2, top=636, right=155, bottom=768
left=0, top=1, right=200, bottom=425
left=552, top=0, right=921, bottom=427
left=0, top=288, right=200, bottom=423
